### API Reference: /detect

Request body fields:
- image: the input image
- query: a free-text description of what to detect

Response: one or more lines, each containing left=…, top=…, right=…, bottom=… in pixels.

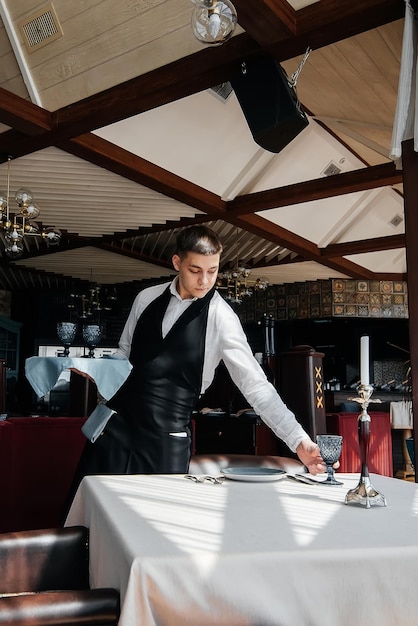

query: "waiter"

left=71, top=225, right=325, bottom=486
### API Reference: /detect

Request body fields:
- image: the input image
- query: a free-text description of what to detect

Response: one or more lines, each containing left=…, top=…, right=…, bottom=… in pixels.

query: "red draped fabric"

left=327, top=412, right=393, bottom=477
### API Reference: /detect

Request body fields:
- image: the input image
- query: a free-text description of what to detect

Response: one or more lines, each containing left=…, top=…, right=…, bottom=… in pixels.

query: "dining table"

left=65, top=471, right=418, bottom=626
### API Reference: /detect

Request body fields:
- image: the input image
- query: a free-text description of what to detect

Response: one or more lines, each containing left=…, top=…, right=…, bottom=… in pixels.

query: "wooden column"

left=279, top=345, right=326, bottom=439
left=401, top=138, right=418, bottom=482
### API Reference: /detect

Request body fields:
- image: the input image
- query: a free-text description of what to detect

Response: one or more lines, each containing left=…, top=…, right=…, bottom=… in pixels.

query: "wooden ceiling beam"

left=59, top=133, right=227, bottom=217
left=233, top=0, right=297, bottom=48
left=227, top=162, right=403, bottom=215
left=0, top=128, right=53, bottom=161
left=233, top=213, right=376, bottom=279
left=52, top=34, right=260, bottom=138
left=322, top=234, right=406, bottom=257
left=234, top=0, right=405, bottom=60
left=296, top=0, right=405, bottom=39
left=0, top=87, right=52, bottom=139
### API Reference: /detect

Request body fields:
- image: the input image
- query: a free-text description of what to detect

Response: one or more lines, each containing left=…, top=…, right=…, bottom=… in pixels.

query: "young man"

left=72, top=225, right=325, bottom=482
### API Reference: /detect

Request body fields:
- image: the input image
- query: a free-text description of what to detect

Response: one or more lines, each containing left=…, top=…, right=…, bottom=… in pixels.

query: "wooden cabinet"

left=191, top=414, right=280, bottom=456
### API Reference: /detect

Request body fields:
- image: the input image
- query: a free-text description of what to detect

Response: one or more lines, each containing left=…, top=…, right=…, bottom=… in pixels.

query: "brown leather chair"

left=189, top=453, right=306, bottom=475
left=0, top=525, right=120, bottom=625
left=0, top=417, right=87, bottom=533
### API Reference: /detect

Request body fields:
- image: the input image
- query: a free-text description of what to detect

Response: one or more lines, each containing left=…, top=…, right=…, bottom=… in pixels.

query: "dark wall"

left=8, top=286, right=410, bottom=415
left=281, top=318, right=410, bottom=385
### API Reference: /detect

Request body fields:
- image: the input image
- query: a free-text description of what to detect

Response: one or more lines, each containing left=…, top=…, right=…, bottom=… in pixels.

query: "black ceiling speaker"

left=230, top=56, right=309, bottom=153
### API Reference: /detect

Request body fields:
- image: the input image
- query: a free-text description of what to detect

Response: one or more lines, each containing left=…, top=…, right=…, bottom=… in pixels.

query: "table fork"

left=184, top=474, right=225, bottom=484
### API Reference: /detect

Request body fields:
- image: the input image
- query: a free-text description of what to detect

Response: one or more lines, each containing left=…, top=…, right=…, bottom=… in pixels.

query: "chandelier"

left=218, top=264, right=269, bottom=304
left=0, top=157, right=61, bottom=258
left=190, top=0, right=237, bottom=46
left=68, top=282, right=117, bottom=324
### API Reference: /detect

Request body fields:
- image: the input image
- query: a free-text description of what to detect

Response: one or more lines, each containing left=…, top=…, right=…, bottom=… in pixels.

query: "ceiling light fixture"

left=218, top=264, right=269, bottom=304
left=191, top=0, right=237, bottom=46
left=217, top=229, right=270, bottom=304
left=0, top=157, right=62, bottom=258
left=68, top=275, right=117, bottom=324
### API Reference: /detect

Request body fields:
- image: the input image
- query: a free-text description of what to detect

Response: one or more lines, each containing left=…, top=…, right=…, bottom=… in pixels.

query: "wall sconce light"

left=191, top=0, right=237, bottom=46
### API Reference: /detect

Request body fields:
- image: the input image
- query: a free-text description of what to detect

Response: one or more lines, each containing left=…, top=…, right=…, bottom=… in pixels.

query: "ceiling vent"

left=389, top=213, right=404, bottom=228
left=209, top=82, right=233, bottom=102
left=321, top=161, right=342, bottom=177
left=18, top=3, right=63, bottom=53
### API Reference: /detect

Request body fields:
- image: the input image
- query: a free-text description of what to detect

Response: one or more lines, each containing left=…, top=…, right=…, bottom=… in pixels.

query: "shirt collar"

left=169, top=277, right=197, bottom=302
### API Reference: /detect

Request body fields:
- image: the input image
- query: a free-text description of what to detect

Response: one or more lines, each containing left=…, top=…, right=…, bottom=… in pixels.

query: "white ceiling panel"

left=14, top=247, right=175, bottom=284
left=253, top=262, right=348, bottom=284
left=345, top=249, right=406, bottom=274
left=94, top=91, right=262, bottom=197
left=0, top=148, right=203, bottom=238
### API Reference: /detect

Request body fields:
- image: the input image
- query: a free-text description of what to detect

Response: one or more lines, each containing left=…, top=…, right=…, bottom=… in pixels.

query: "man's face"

left=172, top=251, right=220, bottom=300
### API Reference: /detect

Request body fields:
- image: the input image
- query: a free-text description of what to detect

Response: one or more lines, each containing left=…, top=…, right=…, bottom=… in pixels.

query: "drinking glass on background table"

left=82, top=324, right=102, bottom=358
left=57, top=322, right=78, bottom=357
left=316, top=434, right=343, bottom=485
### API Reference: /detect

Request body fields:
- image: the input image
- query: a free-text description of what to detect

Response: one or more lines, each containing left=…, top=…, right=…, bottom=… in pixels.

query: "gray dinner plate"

left=221, top=467, right=286, bottom=482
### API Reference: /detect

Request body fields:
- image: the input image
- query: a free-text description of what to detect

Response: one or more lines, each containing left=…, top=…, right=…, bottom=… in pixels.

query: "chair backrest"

left=0, top=589, right=121, bottom=625
left=189, top=453, right=305, bottom=475
left=0, top=417, right=87, bottom=532
left=0, top=526, right=89, bottom=594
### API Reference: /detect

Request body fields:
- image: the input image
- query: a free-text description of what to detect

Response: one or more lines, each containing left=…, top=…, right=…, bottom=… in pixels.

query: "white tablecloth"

left=25, top=356, right=132, bottom=400
left=65, top=473, right=418, bottom=626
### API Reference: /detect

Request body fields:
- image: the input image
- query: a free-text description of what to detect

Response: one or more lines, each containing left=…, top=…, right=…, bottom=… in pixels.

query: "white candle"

left=360, top=335, right=370, bottom=386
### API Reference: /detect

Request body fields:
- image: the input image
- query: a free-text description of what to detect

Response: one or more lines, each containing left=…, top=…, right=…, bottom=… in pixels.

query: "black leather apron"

left=73, top=285, right=215, bottom=479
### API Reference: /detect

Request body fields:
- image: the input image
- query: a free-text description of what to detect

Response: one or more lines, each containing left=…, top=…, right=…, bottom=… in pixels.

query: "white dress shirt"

left=115, top=279, right=310, bottom=452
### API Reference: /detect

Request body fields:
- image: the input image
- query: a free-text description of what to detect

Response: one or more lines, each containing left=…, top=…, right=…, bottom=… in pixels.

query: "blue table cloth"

left=25, top=356, right=132, bottom=401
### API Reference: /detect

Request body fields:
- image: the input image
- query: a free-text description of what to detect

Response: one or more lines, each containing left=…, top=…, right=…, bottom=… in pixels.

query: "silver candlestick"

left=345, top=383, right=387, bottom=509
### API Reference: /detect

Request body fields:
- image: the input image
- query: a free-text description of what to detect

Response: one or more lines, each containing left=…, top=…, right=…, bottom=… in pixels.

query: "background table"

left=66, top=472, right=418, bottom=626
left=25, top=356, right=132, bottom=401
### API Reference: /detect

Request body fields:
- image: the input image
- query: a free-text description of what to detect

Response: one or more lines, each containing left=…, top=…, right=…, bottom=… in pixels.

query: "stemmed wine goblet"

left=316, top=434, right=343, bottom=485
left=56, top=322, right=78, bottom=357
left=82, top=324, right=102, bottom=358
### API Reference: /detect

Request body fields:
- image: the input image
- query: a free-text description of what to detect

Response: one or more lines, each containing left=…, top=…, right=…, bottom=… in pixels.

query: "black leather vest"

left=109, top=285, right=215, bottom=434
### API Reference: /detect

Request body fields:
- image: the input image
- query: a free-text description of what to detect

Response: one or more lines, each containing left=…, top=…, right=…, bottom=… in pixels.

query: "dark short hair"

left=175, top=225, right=223, bottom=259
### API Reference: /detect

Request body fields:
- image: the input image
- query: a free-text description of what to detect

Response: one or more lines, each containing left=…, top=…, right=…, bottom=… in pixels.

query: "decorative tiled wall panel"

left=235, top=280, right=408, bottom=323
